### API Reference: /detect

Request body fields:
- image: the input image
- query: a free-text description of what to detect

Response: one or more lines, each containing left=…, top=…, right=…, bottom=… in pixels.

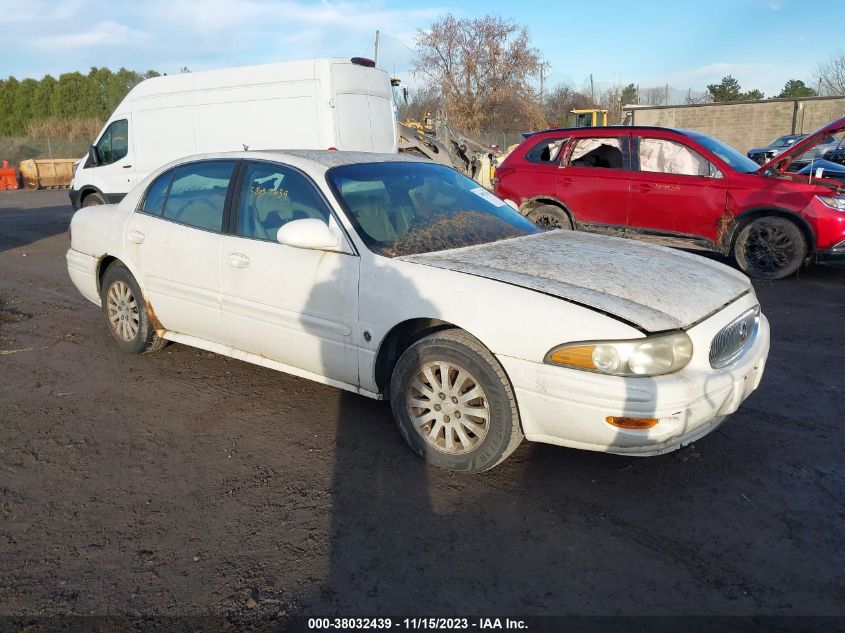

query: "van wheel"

left=734, top=217, right=806, bottom=280
left=82, top=192, right=107, bottom=207
left=389, top=329, right=523, bottom=473
left=526, top=204, right=572, bottom=230
left=100, top=263, right=166, bottom=354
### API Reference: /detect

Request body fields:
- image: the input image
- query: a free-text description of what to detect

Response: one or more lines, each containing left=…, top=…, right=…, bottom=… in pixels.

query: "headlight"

left=545, top=331, right=693, bottom=377
left=817, top=195, right=845, bottom=211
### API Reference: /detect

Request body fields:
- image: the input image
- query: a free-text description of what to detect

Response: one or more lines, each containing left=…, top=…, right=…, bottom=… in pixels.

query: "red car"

left=493, top=117, right=845, bottom=279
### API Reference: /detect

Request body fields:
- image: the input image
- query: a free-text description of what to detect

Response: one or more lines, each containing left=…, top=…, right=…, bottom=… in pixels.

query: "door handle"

left=122, top=164, right=132, bottom=169
left=556, top=177, right=573, bottom=186
left=227, top=253, right=250, bottom=269
left=128, top=230, right=145, bottom=244
left=632, top=183, right=651, bottom=193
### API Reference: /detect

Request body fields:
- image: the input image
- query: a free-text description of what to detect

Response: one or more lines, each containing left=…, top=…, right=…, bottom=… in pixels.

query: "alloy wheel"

left=406, top=361, right=490, bottom=455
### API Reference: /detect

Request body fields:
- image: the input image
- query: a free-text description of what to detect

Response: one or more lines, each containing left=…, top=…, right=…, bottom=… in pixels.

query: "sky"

left=0, top=0, right=837, bottom=99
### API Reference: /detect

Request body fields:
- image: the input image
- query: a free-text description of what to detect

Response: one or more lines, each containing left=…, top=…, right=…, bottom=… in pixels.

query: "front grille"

left=709, top=307, right=760, bottom=369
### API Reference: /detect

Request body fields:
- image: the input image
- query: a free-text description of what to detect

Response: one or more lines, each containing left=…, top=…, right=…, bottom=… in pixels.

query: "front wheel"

left=82, top=192, right=107, bottom=207
left=734, top=217, right=807, bottom=280
left=100, top=262, right=166, bottom=354
left=389, top=329, right=523, bottom=473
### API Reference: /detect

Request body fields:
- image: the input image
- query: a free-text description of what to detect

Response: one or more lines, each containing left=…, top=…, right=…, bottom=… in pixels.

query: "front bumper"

left=499, top=295, right=770, bottom=456
left=817, top=239, right=845, bottom=262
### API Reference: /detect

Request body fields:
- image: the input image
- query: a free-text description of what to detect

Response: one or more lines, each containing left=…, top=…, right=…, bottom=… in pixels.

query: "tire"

left=82, top=192, right=107, bottom=207
left=734, top=216, right=807, bottom=280
left=526, top=204, right=572, bottom=230
left=389, top=329, right=523, bottom=473
left=100, top=262, right=166, bottom=354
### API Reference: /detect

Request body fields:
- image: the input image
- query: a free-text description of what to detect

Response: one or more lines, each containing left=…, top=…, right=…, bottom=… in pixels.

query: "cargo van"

left=69, top=57, right=397, bottom=209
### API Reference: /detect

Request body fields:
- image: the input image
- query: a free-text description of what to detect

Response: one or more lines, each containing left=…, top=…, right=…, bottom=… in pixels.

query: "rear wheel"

left=100, top=262, right=166, bottom=354
left=389, top=329, right=523, bottom=473
left=526, top=204, right=572, bottom=230
left=734, top=216, right=807, bottom=280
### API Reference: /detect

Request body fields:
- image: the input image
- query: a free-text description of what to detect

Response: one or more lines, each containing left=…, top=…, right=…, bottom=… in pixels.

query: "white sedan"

left=67, top=150, right=770, bottom=472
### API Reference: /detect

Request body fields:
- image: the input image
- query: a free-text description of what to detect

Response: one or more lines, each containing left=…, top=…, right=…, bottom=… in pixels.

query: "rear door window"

left=140, top=172, right=172, bottom=216
left=566, top=137, right=626, bottom=169
left=161, top=161, right=236, bottom=232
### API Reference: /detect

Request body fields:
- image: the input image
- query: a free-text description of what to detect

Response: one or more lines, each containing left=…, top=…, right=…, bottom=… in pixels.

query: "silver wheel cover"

left=106, top=280, right=140, bottom=342
left=407, top=361, right=491, bottom=455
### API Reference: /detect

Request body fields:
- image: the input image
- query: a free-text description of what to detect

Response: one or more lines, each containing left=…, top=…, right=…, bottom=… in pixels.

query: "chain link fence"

left=0, top=137, right=90, bottom=166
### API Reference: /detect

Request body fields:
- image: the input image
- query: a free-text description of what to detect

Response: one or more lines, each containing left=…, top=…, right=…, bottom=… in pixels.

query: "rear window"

left=161, top=161, right=236, bottom=232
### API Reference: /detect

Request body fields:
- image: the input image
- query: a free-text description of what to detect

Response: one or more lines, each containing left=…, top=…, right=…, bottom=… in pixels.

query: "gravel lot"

left=1, top=189, right=843, bottom=629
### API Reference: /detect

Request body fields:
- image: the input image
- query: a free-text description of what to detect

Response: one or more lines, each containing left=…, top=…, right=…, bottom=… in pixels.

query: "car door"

left=220, top=160, right=360, bottom=385
left=124, top=159, right=237, bottom=344
left=83, top=116, right=136, bottom=199
left=557, top=133, right=632, bottom=234
left=626, top=135, right=729, bottom=244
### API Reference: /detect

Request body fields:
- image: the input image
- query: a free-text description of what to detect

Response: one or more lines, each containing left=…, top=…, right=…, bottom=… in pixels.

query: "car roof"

left=527, top=125, right=688, bottom=137
left=159, top=149, right=428, bottom=174
left=250, top=149, right=428, bottom=167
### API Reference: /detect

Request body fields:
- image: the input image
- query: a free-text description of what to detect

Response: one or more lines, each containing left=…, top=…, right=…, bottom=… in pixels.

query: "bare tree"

left=640, top=86, right=667, bottom=106
left=396, top=85, right=442, bottom=123
left=816, top=51, right=845, bottom=95
left=599, top=84, right=623, bottom=124
left=413, top=14, right=543, bottom=132
left=543, top=83, right=592, bottom=128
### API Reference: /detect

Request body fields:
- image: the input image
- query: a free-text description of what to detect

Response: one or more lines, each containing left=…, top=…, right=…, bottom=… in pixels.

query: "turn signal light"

left=547, top=345, right=596, bottom=369
left=606, top=416, right=658, bottom=430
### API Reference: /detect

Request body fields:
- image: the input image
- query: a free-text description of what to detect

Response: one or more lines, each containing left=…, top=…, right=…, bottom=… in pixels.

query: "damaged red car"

left=493, top=117, right=845, bottom=279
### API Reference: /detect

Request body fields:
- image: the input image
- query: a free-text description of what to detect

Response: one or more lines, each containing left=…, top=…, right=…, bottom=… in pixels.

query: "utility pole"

left=590, top=73, right=595, bottom=104
left=374, top=30, right=380, bottom=66
left=539, top=61, right=550, bottom=108
left=665, top=83, right=669, bottom=105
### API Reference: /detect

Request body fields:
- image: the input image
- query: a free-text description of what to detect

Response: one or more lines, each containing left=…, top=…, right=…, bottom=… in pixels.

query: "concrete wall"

left=627, top=96, right=845, bottom=153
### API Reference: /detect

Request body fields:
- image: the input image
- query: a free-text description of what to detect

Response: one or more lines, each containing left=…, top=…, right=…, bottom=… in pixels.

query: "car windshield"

left=327, top=162, right=539, bottom=257
left=770, top=136, right=800, bottom=148
left=688, top=132, right=760, bottom=173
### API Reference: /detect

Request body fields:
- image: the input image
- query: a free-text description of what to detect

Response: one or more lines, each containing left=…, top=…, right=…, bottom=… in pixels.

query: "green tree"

left=777, top=79, right=816, bottom=98
left=621, top=83, right=638, bottom=106
left=707, top=75, right=742, bottom=101
left=741, top=88, right=764, bottom=100
left=12, top=78, right=38, bottom=133
left=32, top=75, right=57, bottom=119
left=0, top=77, right=20, bottom=135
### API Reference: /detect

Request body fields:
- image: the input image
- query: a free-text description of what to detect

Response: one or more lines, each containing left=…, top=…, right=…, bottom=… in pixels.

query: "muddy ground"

left=0, top=190, right=843, bottom=629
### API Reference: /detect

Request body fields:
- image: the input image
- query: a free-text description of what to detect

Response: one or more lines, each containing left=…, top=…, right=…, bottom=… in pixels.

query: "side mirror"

left=277, top=218, right=340, bottom=250
left=87, top=145, right=99, bottom=167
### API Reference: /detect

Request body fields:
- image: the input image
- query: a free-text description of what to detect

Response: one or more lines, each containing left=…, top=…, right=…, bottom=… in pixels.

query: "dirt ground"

left=1, top=190, right=843, bottom=629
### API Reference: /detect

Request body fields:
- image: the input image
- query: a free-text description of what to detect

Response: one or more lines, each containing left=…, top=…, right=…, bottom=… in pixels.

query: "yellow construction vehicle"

left=569, top=108, right=608, bottom=128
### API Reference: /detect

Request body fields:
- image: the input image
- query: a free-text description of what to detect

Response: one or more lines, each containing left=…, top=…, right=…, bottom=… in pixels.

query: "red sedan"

left=493, top=117, right=845, bottom=279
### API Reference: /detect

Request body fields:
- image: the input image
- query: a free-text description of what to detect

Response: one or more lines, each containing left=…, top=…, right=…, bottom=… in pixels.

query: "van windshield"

left=327, top=162, right=539, bottom=257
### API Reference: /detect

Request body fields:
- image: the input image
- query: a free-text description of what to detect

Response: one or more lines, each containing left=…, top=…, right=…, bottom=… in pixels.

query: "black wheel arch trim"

left=518, top=195, right=575, bottom=221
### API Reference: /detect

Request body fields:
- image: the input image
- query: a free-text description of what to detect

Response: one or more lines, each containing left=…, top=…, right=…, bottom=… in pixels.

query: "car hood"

left=400, top=231, right=752, bottom=333
left=758, top=116, right=845, bottom=174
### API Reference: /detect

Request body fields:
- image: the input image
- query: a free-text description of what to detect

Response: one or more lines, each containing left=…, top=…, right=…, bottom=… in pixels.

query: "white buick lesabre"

left=67, top=151, right=769, bottom=472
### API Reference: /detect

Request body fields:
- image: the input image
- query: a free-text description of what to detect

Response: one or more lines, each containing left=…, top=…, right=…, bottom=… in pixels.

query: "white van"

left=69, top=57, right=397, bottom=209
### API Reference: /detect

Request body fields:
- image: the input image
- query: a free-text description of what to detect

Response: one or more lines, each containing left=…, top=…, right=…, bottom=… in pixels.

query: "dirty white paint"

left=402, top=230, right=751, bottom=332
left=66, top=149, right=770, bottom=459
